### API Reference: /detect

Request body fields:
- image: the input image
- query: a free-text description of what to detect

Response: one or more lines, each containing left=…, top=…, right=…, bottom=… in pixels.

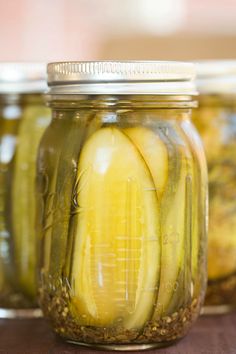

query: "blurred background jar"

left=192, top=61, right=236, bottom=314
left=0, top=63, right=50, bottom=318
left=37, top=61, right=208, bottom=350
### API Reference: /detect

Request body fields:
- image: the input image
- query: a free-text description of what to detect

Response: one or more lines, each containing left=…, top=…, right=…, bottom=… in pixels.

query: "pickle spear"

left=12, top=106, right=50, bottom=298
left=124, top=126, right=192, bottom=315
left=156, top=141, right=189, bottom=316
left=49, top=112, right=100, bottom=278
left=124, top=126, right=168, bottom=198
left=125, top=126, right=190, bottom=315
left=181, top=120, right=208, bottom=291
left=37, top=112, right=71, bottom=276
left=70, top=127, right=161, bottom=328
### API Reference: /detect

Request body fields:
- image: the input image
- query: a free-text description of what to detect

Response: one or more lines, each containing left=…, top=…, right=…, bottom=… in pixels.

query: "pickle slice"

left=124, top=127, right=168, bottom=198
left=124, top=125, right=190, bottom=315
left=70, top=127, right=160, bottom=328
left=49, top=112, right=100, bottom=277
left=181, top=120, right=208, bottom=290
left=156, top=144, right=189, bottom=316
left=12, top=106, right=50, bottom=298
left=37, top=113, right=71, bottom=275
left=124, top=126, right=192, bottom=315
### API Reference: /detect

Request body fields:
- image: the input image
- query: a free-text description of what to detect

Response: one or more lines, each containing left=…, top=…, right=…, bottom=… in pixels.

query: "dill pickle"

left=181, top=120, right=208, bottom=292
left=37, top=111, right=72, bottom=276
left=157, top=138, right=190, bottom=315
left=123, top=126, right=168, bottom=197
left=0, top=63, right=50, bottom=313
left=48, top=111, right=100, bottom=278
left=12, top=105, right=50, bottom=298
left=69, top=127, right=161, bottom=328
left=124, top=125, right=191, bottom=315
left=0, top=95, right=49, bottom=309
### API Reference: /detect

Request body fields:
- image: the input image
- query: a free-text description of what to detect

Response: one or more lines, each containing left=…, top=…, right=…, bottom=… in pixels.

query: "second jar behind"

left=192, top=61, right=236, bottom=314
left=0, top=63, right=50, bottom=317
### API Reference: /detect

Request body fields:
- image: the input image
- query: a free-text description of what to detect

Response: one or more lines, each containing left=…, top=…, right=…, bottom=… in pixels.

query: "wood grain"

left=0, top=313, right=236, bottom=354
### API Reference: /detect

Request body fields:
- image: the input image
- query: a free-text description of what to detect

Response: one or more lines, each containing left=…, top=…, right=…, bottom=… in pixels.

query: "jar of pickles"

left=192, top=61, right=236, bottom=314
left=0, top=63, right=50, bottom=317
left=37, top=61, right=208, bottom=350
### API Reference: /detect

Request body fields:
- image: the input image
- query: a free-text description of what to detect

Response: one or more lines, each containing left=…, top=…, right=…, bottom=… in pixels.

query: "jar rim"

left=47, top=61, right=197, bottom=96
left=0, top=62, right=47, bottom=94
left=196, top=60, right=236, bottom=95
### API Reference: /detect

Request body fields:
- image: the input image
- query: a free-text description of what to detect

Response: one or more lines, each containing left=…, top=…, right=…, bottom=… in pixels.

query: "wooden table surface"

left=0, top=313, right=236, bottom=354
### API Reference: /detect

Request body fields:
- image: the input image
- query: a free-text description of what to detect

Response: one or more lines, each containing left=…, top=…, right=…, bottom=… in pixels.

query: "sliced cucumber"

left=69, top=127, right=161, bottom=329
left=12, top=106, right=50, bottom=297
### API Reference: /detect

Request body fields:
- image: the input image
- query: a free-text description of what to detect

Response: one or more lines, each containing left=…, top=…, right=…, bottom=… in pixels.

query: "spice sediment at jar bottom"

left=38, top=61, right=207, bottom=349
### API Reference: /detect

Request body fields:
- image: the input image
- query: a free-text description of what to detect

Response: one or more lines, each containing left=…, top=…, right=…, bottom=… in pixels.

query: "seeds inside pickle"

left=70, top=127, right=161, bottom=328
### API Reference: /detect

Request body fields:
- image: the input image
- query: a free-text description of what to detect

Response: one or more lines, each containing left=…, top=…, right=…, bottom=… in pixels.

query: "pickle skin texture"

left=49, top=113, right=100, bottom=278
left=125, top=126, right=189, bottom=316
left=180, top=120, right=208, bottom=294
left=12, top=106, right=50, bottom=297
left=193, top=108, right=236, bottom=280
left=207, top=153, right=236, bottom=280
left=124, top=127, right=168, bottom=198
left=208, top=198, right=236, bottom=280
left=70, top=127, right=161, bottom=329
left=156, top=146, right=188, bottom=316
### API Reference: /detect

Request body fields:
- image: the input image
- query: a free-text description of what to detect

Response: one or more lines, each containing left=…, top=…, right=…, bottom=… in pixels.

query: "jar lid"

left=196, top=60, right=236, bottom=95
left=0, top=63, right=47, bottom=94
left=47, top=61, right=197, bottom=95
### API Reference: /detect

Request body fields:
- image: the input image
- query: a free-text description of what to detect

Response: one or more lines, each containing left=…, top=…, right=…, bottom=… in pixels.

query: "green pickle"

left=12, top=105, right=50, bottom=299
left=0, top=97, right=50, bottom=310
left=0, top=63, right=51, bottom=316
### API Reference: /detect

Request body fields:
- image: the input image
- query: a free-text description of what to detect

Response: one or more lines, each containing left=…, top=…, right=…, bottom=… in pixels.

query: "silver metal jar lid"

left=0, top=62, right=47, bottom=94
left=196, top=60, right=236, bottom=95
left=47, top=61, right=197, bottom=95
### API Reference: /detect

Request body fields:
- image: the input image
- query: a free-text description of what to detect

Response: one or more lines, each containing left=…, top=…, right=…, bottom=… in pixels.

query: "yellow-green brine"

left=192, top=61, right=236, bottom=314
left=0, top=63, right=50, bottom=317
left=37, top=61, right=208, bottom=350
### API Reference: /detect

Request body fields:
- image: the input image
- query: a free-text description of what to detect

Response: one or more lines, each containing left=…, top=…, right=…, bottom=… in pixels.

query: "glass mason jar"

left=192, top=61, right=236, bottom=314
left=37, top=61, right=208, bottom=350
left=0, top=63, right=50, bottom=318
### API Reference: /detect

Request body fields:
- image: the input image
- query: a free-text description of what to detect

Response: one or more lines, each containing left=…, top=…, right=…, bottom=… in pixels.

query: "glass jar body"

left=0, top=94, right=50, bottom=317
left=193, top=95, right=236, bottom=314
left=37, top=96, right=207, bottom=349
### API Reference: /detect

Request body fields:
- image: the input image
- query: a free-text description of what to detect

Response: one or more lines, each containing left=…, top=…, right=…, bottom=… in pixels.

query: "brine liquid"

left=38, top=109, right=207, bottom=344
